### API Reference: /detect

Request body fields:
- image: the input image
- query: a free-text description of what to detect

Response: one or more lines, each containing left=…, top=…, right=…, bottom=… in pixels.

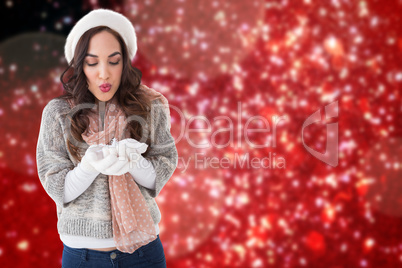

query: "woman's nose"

left=98, top=64, right=110, bottom=80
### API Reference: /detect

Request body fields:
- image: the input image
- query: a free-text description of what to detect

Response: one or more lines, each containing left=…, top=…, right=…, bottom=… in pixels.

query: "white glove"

left=117, top=139, right=156, bottom=190
left=90, top=145, right=131, bottom=176
left=117, top=138, right=148, bottom=168
left=79, top=143, right=129, bottom=176
left=80, top=144, right=104, bottom=174
left=82, top=139, right=149, bottom=176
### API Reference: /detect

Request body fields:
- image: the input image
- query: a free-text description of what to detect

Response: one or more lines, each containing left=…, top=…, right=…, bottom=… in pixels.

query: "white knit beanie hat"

left=64, top=8, right=137, bottom=64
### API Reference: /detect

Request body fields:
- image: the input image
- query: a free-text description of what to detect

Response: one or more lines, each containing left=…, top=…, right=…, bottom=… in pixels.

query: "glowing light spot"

left=340, top=243, right=348, bottom=252
left=63, top=16, right=72, bottom=24
left=370, top=17, right=379, bottom=27
left=395, top=72, right=402, bottom=81
left=171, top=214, right=179, bottom=223
left=55, top=22, right=62, bottom=30
left=365, top=238, right=375, bottom=248
left=22, top=183, right=37, bottom=193
left=181, top=192, right=189, bottom=200
left=358, top=1, right=369, bottom=17
left=10, top=64, right=17, bottom=72
left=17, top=240, right=29, bottom=251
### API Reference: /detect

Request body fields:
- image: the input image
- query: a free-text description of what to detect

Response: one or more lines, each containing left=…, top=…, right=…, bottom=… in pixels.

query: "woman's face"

left=83, top=30, right=123, bottom=103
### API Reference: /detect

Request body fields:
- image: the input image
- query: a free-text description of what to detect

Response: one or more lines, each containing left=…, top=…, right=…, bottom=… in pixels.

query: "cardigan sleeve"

left=142, top=98, right=178, bottom=197
left=36, top=99, right=75, bottom=207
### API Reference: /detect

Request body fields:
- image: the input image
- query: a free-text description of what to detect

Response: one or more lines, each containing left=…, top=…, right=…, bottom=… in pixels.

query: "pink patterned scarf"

left=67, top=84, right=169, bottom=253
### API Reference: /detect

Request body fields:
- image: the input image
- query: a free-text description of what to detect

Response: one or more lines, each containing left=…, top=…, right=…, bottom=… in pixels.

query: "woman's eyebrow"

left=85, top=52, right=122, bottom=57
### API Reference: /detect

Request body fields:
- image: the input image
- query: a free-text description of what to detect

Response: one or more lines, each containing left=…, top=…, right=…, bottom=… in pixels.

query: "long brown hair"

left=58, top=26, right=154, bottom=161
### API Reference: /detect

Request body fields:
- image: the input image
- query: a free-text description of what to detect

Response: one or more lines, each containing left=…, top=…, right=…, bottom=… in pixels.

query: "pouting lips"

left=99, top=84, right=111, bottom=92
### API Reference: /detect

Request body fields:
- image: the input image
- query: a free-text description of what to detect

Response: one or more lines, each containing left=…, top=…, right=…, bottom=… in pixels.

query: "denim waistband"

left=63, top=234, right=159, bottom=262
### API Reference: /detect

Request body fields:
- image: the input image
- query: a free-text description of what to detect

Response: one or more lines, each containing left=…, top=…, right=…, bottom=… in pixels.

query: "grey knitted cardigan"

left=36, top=96, right=178, bottom=239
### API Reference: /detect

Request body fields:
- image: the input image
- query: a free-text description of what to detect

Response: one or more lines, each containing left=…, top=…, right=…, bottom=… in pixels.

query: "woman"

left=36, top=9, right=178, bottom=267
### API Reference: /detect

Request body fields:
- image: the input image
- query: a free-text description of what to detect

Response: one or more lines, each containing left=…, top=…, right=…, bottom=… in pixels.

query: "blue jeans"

left=62, top=235, right=166, bottom=268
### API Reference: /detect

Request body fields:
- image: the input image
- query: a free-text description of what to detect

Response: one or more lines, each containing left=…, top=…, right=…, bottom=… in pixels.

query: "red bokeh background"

left=0, top=0, right=401, bottom=267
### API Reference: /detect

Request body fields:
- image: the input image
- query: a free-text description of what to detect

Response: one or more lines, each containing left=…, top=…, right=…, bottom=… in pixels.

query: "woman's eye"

left=85, top=61, right=120, bottom=66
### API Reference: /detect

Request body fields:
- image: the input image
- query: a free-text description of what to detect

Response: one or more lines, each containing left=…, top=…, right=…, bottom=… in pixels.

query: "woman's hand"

left=80, top=139, right=149, bottom=176
left=117, top=138, right=148, bottom=167
left=80, top=144, right=104, bottom=173
left=117, top=139, right=157, bottom=190
left=81, top=144, right=130, bottom=176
